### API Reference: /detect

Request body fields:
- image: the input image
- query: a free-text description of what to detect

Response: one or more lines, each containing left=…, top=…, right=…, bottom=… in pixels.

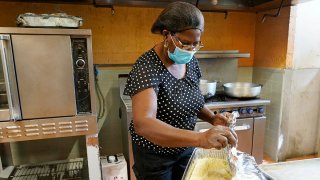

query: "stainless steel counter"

left=120, top=98, right=270, bottom=112
left=205, top=99, right=270, bottom=109
left=259, top=158, right=320, bottom=180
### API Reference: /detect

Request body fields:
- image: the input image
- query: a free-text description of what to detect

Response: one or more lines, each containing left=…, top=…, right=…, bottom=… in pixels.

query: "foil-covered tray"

left=182, top=148, right=269, bottom=180
left=16, top=13, right=83, bottom=28
left=182, top=148, right=236, bottom=180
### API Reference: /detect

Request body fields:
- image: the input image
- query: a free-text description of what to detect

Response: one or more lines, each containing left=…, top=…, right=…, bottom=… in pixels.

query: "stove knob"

left=239, top=108, right=246, bottom=114
left=247, top=108, right=254, bottom=114
left=258, top=107, right=265, bottom=113
left=76, top=59, right=85, bottom=68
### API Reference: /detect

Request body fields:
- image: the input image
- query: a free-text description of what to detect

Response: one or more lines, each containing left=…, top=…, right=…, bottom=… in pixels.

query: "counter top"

left=259, top=158, right=320, bottom=180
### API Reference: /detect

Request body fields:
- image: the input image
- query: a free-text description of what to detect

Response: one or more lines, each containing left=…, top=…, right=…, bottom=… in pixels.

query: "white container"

left=199, top=79, right=217, bottom=98
left=101, top=154, right=128, bottom=180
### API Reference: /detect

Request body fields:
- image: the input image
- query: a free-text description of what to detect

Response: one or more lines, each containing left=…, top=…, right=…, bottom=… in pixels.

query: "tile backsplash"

left=198, top=58, right=238, bottom=91
left=237, top=67, right=253, bottom=82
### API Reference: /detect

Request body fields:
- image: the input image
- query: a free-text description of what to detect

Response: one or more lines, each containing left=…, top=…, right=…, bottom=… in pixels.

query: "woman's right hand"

left=199, top=125, right=237, bottom=149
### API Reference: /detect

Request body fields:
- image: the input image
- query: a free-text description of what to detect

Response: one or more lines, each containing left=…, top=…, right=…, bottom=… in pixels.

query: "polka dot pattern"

left=124, top=48, right=205, bottom=155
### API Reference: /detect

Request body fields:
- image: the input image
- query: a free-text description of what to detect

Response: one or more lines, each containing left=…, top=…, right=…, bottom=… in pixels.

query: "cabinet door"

left=235, top=118, right=253, bottom=155
left=252, top=116, right=266, bottom=164
left=11, top=35, right=76, bottom=119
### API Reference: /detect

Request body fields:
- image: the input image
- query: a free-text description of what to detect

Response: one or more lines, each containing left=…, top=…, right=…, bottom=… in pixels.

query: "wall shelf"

left=195, top=50, right=250, bottom=59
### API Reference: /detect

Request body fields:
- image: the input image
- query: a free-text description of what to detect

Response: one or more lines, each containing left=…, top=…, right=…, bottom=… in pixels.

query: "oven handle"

left=234, top=124, right=251, bottom=131
left=0, top=35, right=21, bottom=121
left=199, top=124, right=251, bottom=132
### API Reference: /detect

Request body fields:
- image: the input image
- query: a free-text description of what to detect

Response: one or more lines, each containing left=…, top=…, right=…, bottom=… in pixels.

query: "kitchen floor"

left=262, top=153, right=318, bottom=164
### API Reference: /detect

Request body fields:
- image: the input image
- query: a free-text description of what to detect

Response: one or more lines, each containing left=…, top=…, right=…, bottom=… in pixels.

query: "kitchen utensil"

left=223, top=82, right=262, bottom=98
left=199, top=79, right=217, bottom=98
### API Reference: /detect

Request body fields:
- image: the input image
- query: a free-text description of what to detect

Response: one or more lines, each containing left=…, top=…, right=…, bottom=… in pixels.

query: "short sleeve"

left=124, top=58, right=160, bottom=97
left=194, top=58, right=202, bottom=79
left=187, top=57, right=202, bottom=86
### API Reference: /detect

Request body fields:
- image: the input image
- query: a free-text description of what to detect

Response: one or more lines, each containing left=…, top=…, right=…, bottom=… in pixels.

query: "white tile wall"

left=279, top=68, right=320, bottom=160
left=253, top=67, right=320, bottom=161
left=253, top=67, right=285, bottom=161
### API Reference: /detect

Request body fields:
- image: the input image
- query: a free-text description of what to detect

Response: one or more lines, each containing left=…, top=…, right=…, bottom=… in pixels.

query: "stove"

left=201, top=91, right=269, bottom=118
left=196, top=91, right=270, bottom=164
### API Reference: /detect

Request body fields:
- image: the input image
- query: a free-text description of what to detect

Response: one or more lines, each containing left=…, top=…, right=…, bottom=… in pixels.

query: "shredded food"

left=188, top=158, right=232, bottom=180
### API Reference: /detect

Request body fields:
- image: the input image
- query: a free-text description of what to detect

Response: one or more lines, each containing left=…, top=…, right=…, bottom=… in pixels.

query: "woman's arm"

left=132, top=88, right=236, bottom=148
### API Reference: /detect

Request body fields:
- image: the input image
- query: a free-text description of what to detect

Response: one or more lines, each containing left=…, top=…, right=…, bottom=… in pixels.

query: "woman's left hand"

left=212, top=112, right=231, bottom=126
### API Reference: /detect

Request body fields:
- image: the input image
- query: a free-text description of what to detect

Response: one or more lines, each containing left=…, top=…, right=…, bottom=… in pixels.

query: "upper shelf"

left=195, top=50, right=250, bottom=59
left=0, top=0, right=315, bottom=12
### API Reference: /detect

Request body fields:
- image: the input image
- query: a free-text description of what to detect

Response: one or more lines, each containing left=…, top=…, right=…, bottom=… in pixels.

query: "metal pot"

left=223, top=82, right=262, bottom=98
left=199, top=79, right=217, bottom=98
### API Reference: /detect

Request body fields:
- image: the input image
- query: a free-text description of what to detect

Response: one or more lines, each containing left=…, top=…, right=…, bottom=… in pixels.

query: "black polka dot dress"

left=124, top=48, right=205, bottom=156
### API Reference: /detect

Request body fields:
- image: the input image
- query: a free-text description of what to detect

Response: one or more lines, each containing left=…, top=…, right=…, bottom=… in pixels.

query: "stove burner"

left=204, top=91, right=259, bottom=103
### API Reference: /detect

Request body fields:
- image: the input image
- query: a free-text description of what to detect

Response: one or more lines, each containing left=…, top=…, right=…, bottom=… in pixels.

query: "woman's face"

left=167, top=29, right=202, bottom=53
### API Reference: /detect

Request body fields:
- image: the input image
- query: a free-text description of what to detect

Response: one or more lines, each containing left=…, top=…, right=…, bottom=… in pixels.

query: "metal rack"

left=9, top=158, right=88, bottom=180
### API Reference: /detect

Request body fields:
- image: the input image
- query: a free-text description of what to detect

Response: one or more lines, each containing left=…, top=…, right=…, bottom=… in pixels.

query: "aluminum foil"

left=184, top=112, right=269, bottom=179
left=183, top=148, right=270, bottom=180
left=233, top=151, right=269, bottom=180
left=16, top=13, right=83, bottom=28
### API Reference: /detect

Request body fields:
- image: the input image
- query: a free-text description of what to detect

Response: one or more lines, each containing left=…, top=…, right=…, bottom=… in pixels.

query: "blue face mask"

left=168, top=46, right=196, bottom=64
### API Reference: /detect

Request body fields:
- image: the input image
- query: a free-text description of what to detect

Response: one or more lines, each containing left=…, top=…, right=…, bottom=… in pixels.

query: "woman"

left=124, top=2, right=237, bottom=180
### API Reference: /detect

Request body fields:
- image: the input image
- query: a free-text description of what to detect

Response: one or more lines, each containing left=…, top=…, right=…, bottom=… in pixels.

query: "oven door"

left=0, top=35, right=21, bottom=121
left=11, top=35, right=76, bottom=119
left=195, top=118, right=253, bottom=155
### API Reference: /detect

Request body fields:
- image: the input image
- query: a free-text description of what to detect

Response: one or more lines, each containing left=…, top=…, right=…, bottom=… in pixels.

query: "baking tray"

left=16, top=13, right=83, bottom=28
left=182, top=148, right=236, bottom=180
left=259, top=158, right=320, bottom=180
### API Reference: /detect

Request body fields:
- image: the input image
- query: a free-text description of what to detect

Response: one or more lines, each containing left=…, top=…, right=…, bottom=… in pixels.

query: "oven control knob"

left=76, top=59, right=85, bottom=68
left=258, top=107, right=265, bottom=113
left=247, top=108, right=254, bottom=114
left=239, top=108, right=246, bottom=114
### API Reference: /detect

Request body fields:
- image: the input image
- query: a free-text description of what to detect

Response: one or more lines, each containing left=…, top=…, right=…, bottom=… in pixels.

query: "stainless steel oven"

left=0, top=27, right=97, bottom=143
